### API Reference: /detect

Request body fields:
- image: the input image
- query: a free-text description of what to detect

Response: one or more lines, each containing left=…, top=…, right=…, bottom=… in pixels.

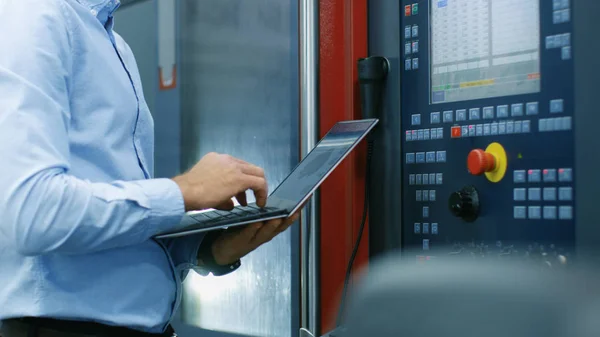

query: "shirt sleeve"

left=159, top=234, right=206, bottom=281
left=0, top=1, right=186, bottom=256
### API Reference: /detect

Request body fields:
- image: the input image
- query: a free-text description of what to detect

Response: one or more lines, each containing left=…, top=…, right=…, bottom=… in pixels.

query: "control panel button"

left=406, top=131, right=412, bottom=141
left=498, top=121, right=506, bottom=134
left=412, top=3, right=419, bottom=15
left=404, top=26, right=411, bottom=39
left=483, top=123, right=491, bottom=136
left=422, top=223, right=429, bottom=234
left=436, top=173, right=443, bottom=185
left=412, top=41, right=419, bottom=53
left=528, top=188, right=541, bottom=201
left=558, top=187, right=573, bottom=201
left=416, top=174, right=422, bottom=185
left=522, top=120, right=531, bottom=133
left=414, top=223, right=421, bottom=234
left=528, top=169, right=541, bottom=183
left=426, top=151, right=436, bottom=163
left=411, top=114, right=421, bottom=126
left=456, top=109, right=467, bottom=121
left=546, top=35, right=556, bottom=49
left=469, top=108, right=480, bottom=120
left=543, top=206, right=557, bottom=220
left=558, top=168, right=573, bottom=182
left=430, top=112, right=441, bottom=124
left=424, top=129, right=430, bottom=140
left=526, top=102, right=539, bottom=115
left=404, top=5, right=411, bottom=16
left=468, top=125, right=476, bottom=137
left=562, top=9, right=570, bottom=23
left=539, top=119, right=548, bottom=132
left=436, top=151, right=447, bottom=163
left=423, top=206, right=429, bottom=218
left=461, top=125, right=469, bottom=137
left=513, top=188, right=526, bottom=201
left=553, top=10, right=562, bottom=24
left=416, top=152, right=425, bottom=163
left=406, top=153, right=415, bottom=164
left=497, top=105, right=509, bottom=118
left=550, top=99, right=564, bottom=113
left=430, top=190, right=436, bottom=201
left=443, top=111, right=453, bottom=123
left=513, top=170, right=526, bottom=183
left=430, top=128, right=438, bottom=140
left=468, top=149, right=496, bottom=175
left=559, top=206, right=573, bottom=220
left=431, top=223, right=438, bottom=235
left=483, top=106, right=494, bottom=119
left=411, top=130, right=417, bottom=139
left=405, top=43, right=412, bottom=55
left=491, top=122, right=498, bottom=135
left=514, top=206, right=526, bottom=219
left=405, top=58, right=412, bottom=70
left=511, top=103, right=524, bottom=117
left=423, top=239, right=429, bottom=251
left=451, top=126, right=461, bottom=138
left=423, top=191, right=429, bottom=201
left=416, top=190, right=422, bottom=201
left=476, top=124, right=483, bottom=136
left=412, top=58, right=419, bottom=69
left=506, top=121, right=514, bottom=134
left=429, top=173, right=436, bottom=184
left=409, top=174, right=415, bottom=185
left=543, top=169, right=557, bottom=182
left=562, top=46, right=571, bottom=60
left=422, top=174, right=429, bottom=185
left=543, top=187, right=557, bottom=201
left=528, top=206, right=542, bottom=219
left=417, top=129, right=424, bottom=140
left=412, top=25, right=419, bottom=37
left=437, top=127, right=444, bottom=139
left=514, top=121, right=522, bottom=133
left=562, top=116, right=572, bottom=130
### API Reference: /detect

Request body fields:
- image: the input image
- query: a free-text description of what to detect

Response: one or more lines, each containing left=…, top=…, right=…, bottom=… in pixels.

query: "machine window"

left=430, top=0, right=541, bottom=104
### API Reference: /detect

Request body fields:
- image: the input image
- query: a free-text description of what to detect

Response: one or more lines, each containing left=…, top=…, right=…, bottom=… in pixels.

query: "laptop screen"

left=267, top=119, right=378, bottom=212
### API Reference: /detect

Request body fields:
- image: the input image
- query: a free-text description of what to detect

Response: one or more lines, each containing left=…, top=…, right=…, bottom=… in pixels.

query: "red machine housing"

left=318, top=0, right=369, bottom=333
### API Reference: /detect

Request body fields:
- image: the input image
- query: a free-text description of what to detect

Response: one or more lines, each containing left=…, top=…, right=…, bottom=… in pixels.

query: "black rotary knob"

left=448, top=185, right=480, bottom=222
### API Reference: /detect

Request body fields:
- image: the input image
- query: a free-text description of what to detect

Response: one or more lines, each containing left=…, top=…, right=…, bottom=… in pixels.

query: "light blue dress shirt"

left=0, top=0, right=204, bottom=333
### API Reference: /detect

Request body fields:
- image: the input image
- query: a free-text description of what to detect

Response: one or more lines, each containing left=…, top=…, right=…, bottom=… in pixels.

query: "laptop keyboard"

left=190, top=204, right=284, bottom=227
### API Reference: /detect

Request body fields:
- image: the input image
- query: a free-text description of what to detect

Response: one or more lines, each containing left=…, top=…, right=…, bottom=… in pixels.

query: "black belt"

left=1, top=317, right=175, bottom=337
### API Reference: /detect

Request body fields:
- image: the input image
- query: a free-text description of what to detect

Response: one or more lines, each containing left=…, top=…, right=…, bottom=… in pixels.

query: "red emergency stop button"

left=467, top=149, right=496, bottom=175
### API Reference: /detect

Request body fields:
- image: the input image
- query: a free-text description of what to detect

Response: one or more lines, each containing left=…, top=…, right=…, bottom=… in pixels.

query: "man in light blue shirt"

left=0, top=1, right=297, bottom=336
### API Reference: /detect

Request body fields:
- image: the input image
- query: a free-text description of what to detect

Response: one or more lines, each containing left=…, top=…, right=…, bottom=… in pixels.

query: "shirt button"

left=91, top=9, right=98, bottom=16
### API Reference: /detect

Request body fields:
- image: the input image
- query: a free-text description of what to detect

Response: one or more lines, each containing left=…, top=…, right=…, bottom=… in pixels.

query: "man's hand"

left=172, top=152, right=268, bottom=211
left=209, top=213, right=300, bottom=265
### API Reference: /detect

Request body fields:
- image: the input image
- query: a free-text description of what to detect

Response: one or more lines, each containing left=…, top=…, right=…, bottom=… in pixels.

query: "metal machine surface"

left=367, top=0, right=600, bottom=262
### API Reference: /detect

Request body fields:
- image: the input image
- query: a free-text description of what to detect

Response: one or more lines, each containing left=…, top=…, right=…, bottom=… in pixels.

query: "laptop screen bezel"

left=266, top=118, right=379, bottom=215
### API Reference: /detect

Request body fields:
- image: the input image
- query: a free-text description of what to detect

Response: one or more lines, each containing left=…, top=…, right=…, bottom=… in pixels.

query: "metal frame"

left=300, top=0, right=320, bottom=335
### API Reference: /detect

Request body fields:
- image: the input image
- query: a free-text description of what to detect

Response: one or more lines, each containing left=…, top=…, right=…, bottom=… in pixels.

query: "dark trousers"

left=0, top=318, right=175, bottom=337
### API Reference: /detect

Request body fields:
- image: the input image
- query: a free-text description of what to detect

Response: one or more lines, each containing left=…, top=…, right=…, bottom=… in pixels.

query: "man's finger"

left=230, top=157, right=265, bottom=178
left=215, top=199, right=234, bottom=210
left=235, top=191, right=248, bottom=206
left=242, top=176, right=268, bottom=207
left=252, top=218, right=283, bottom=244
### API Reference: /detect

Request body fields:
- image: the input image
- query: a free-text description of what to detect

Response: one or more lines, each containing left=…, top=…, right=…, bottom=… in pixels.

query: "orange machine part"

left=318, top=0, right=368, bottom=334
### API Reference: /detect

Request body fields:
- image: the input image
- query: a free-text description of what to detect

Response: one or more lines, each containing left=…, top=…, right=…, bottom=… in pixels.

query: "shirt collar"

left=76, top=0, right=121, bottom=26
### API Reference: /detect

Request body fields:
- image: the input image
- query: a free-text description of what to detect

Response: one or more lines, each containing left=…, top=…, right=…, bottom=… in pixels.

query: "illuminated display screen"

left=430, top=0, right=541, bottom=104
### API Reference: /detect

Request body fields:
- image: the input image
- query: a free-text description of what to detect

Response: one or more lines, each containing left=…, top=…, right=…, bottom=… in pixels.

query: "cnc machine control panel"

left=401, top=0, right=574, bottom=263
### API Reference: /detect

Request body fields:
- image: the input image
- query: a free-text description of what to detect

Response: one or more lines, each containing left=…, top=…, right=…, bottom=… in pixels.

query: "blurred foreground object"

left=343, top=253, right=600, bottom=337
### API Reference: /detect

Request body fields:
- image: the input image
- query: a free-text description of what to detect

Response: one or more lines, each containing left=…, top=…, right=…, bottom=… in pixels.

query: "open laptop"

left=155, top=119, right=378, bottom=239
